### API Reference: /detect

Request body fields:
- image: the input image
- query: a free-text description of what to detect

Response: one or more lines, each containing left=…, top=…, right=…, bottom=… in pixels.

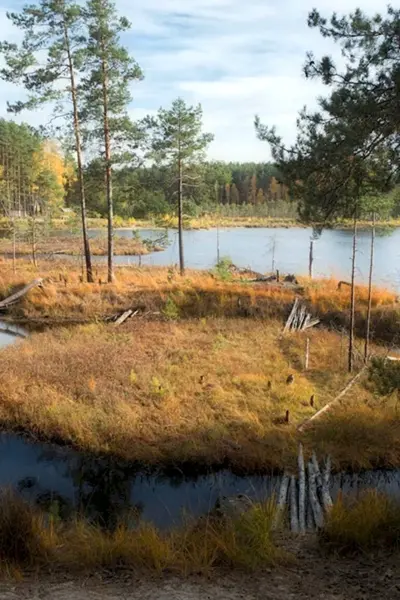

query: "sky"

left=0, top=0, right=393, bottom=162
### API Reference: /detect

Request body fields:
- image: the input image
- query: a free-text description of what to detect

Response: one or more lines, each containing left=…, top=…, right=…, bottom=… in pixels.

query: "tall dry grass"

left=321, top=490, right=400, bottom=553
left=0, top=316, right=397, bottom=471
left=0, top=490, right=283, bottom=575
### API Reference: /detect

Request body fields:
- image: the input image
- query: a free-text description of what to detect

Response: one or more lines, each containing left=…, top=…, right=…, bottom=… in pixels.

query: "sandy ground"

left=0, top=543, right=398, bottom=600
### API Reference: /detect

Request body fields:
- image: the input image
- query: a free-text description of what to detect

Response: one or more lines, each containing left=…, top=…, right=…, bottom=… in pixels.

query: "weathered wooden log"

left=284, top=298, right=299, bottom=333
left=290, top=475, right=299, bottom=533
left=114, top=309, right=133, bottom=326
left=306, top=495, right=315, bottom=531
left=273, top=473, right=290, bottom=528
left=298, top=443, right=306, bottom=533
left=307, top=461, right=324, bottom=529
left=298, top=367, right=367, bottom=431
left=322, top=455, right=333, bottom=512
left=0, top=278, right=44, bottom=310
left=311, top=452, right=323, bottom=491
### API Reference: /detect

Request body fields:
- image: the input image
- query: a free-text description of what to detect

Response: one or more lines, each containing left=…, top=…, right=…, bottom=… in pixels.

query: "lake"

left=0, top=321, right=27, bottom=348
left=90, top=227, right=400, bottom=290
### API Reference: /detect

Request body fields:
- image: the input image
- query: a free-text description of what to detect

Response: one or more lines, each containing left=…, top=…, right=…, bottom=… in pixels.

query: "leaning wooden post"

left=321, top=455, right=333, bottom=513
left=273, top=472, right=290, bottom=529
left=298, top=443, right=306, bottom=533
left=307, top=461, right=324, bottom=528
left=290, top=475, right=299, bottom=533
left=309, top=239, right=314, bottom=279
left=305, top=337, right=310, bottom=370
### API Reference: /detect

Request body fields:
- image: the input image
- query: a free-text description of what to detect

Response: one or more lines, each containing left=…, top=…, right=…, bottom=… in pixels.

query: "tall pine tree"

left=145, top=98, right=213, bottom=274
left=0, top=0, right=94, bottom=281
left=82, top=0, right=143, bottom=282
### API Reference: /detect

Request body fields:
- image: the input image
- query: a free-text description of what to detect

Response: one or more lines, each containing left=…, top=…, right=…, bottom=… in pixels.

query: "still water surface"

left=93, top=227, right=400, bottom=290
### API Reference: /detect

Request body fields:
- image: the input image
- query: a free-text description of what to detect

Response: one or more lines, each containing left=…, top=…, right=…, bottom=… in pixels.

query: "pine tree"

left=82, top=0, right=143, bottom=282
left=256, top=188, right=265, bottom=205
left=230, top=183, right=240, bottom=206
left=0, top=0, right=94, bottom=281
left=145, top=98, right=213, bottom=274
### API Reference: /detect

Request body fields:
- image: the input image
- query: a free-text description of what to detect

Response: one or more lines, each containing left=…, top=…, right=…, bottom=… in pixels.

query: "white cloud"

left=0, top=0, right=393, bottom=161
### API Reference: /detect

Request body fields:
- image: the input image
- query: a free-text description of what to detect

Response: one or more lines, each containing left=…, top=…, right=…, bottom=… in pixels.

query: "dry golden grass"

left=0, top=490, right=283, bottom=574
left=321, top=490, right=400, bottom=552
left=0, top=315, right=397, bottom=471
left=0, top=260, right=397, bottom=342
left=0, top=235, right=156, bottom=257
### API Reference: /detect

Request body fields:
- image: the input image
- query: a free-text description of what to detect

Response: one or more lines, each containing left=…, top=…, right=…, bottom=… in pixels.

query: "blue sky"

left=0, top=0, right=390, bottom=161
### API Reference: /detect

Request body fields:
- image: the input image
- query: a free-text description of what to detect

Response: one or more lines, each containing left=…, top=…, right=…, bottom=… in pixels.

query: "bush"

left=213, top=256, right=233, bottom=281
left=321, top=490, right=400, bottom=553
left=368, top=356, right=400, bottom=395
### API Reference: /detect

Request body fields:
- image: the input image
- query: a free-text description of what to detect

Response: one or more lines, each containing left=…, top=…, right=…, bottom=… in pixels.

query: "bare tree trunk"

left=12, top=217, right=16, bottom=274
left=365, top=212, right=375, bottom=362
left=348, top=214, right=357, bottom=373
left=309, top=239, right=314, bottom=279
left=100, top=38, right=113, bottom=283
left=63, top=20, right=93, bottom=283
left=178, top=156, right=185, bottom=275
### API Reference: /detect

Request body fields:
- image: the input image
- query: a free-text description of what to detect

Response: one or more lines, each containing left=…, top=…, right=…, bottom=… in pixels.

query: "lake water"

left=0, top=321, right=27, bottom=348
left=90, top=227, right=400, bottom=290
left=0, top=433, right=398, bottom=530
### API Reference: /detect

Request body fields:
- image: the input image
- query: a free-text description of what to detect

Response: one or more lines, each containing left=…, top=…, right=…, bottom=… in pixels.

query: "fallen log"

left=298, top=367, right=366, bottom=432
left=114, top=309, right=134, bottom=326
left=0, top=278, right=44, bottom=310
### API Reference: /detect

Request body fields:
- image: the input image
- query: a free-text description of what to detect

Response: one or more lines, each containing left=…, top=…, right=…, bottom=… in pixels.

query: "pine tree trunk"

left=365, top=213, right=375, bottom=362
left=63, top=20, right=93, bottom=283
left=178, top=156, right=185, bottom=275
left=309, top=239, right=314, bottom=279
left=100, top=40, right=113, bottom=283
left=348, top=214, right=357, bottom=373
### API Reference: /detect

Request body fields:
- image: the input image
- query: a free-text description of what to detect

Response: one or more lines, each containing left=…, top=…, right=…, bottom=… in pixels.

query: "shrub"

left=321, top=490, right=400, bottom=553
left=162, top=296, right=180, bottom=320
left=368, top=356, right=400, bottom=395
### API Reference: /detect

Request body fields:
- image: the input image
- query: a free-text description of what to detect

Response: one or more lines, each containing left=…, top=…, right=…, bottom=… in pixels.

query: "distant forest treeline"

left=66, top=159, right=293, bottom=219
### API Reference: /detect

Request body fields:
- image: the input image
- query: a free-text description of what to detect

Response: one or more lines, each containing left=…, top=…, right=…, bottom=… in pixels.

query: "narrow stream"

left=0, top=433, right=399, bottom=530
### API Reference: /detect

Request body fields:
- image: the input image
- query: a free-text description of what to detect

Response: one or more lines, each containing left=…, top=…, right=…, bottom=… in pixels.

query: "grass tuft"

left=321, top=491, right=400, bottom=553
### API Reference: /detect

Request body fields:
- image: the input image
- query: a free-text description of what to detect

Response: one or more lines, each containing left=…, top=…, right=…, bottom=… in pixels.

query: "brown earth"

left=1, top=539, right=398, bottom=599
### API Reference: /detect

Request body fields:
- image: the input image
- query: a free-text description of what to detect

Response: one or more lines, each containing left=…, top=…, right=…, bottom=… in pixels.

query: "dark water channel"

left=0, top=433, right=399, bottom=530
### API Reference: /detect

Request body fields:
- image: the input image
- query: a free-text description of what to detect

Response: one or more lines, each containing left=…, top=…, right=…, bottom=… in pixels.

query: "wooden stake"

left=290, top=475, right=299, bottom=533
left=305, top=338, right=310, bottom=370
left=274, top=473, right=290, bottom=529
left=307, top=461, right=324, bottom=529
left=298, top=443, right=306, bottom=533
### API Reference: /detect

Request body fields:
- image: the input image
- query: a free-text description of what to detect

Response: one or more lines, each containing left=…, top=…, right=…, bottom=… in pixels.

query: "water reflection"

left=0, top=433, right=399, bottom=530
left=0, top=321, right=28, bottom=348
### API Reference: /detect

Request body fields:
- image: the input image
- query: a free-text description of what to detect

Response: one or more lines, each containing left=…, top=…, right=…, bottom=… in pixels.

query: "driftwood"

left=297, top=443, right=306, bottom=533
left=298, top=367, right=367, bottom=432
left=289, top=475, right=299, bottom=534
left=337, top=280, right=351, bottom=290
left=322, top=456, right=333, bottom=512
left=273, top=472, right=290, bottom=529
left=307, top=461, right=324, bottom=528
left=0, top=278, right=44, bottom=310
left=114, top=309, right=134, bottom=326
left=284, top=299, right=320, bottom=333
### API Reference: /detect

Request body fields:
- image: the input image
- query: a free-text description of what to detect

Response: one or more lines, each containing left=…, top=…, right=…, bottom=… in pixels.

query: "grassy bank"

left=0, top=490, right=284, bottom=575
left=0, top=234, right=160, bottom=257
left=0, top=260, right=398, bottom=344
left=0, top=314, right=399, bottom=471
